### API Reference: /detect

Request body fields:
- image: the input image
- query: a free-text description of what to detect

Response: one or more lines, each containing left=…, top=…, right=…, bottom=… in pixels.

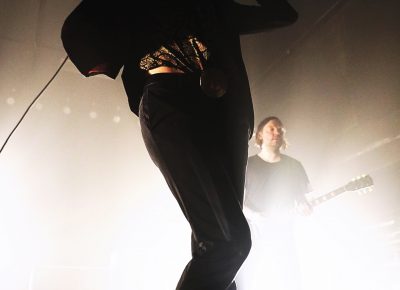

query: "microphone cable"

left=0, top=55, right=69, bottom=155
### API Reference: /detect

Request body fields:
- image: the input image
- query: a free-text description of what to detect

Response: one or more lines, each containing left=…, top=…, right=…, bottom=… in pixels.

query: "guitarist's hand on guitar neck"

left=293, top=174, right=373, bottom=217
left=294, top=198, right=313, bottom=216
left=308, top=174, right=374, bottom=208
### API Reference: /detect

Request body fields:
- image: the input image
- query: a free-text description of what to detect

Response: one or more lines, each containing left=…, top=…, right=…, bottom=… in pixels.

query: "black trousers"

left=139, top=73, right=252, bottom=290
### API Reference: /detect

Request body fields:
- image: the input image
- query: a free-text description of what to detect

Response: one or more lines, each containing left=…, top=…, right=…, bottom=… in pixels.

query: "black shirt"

left=244, top=154, right=310, bottom=215
left=62, top=0, right=298, bottom=123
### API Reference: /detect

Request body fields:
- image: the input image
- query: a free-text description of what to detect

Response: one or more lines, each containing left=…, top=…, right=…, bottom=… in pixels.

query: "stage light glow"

left=6, top=97, right=15, bottom=105
left=35, top=103, right=43, bottom=110
left=294, top=206, right=400, bottom=290
left=0, top=158, right=44, bottom=271
left=89, top=111, right=98, bottom=119
left=113, top=116, right=121, bottom=124
left=106, top=187, right=191, bottom=290
left=63, top=106, right=71, bottom=115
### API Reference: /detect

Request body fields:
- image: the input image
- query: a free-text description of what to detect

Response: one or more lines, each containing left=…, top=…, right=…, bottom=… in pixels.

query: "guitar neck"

left=309, top=175, right=373, bottom=207
left=310, top=186, right=346, bottom=207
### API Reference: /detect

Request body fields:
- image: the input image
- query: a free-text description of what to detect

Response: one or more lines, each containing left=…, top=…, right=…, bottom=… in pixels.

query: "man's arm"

left=294, top=160, right=313, bottom=216
left=233, top=0, right=298, bottom=35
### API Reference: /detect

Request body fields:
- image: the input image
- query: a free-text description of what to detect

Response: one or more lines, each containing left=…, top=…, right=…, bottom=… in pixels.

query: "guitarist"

left=237, top=116, right=312, bottom=290
left=244, top=116, right=313, bottom=218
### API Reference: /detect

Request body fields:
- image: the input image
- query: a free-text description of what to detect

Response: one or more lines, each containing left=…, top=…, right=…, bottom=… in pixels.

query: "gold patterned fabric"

left=139, top=35, right=209, bottom=73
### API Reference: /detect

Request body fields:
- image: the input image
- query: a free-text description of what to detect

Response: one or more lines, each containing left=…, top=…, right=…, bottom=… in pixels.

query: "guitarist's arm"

left=292, top=159, right=314, bottom=216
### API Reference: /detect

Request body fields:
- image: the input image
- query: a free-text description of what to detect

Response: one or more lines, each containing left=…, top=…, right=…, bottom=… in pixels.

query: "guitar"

left=244, top=174, right=374, bottom=224
left=308, top=174, right=374, bottom=207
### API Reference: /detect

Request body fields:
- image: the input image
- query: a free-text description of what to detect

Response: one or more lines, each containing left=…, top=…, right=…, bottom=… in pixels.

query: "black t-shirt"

left=244, top=154, right=310, bottom=214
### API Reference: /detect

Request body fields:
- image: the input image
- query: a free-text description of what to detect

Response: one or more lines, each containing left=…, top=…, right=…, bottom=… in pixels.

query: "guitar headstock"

left=344, top=174, right=374, bottom=193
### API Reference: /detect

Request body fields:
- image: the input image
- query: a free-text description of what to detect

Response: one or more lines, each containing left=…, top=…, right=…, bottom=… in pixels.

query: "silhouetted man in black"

left=62, top=2, right=298, bottom=289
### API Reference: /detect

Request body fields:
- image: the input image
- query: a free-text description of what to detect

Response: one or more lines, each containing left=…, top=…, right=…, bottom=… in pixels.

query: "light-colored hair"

left=255, top=116, right=288, bottom=150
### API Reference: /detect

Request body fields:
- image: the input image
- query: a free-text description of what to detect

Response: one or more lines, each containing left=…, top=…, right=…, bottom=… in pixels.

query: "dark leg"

left=139, top=75, right=251, bottom=290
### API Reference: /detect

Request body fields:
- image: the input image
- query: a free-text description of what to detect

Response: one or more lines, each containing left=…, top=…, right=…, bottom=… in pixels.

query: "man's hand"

left=294, top=198, right=313, bottom=216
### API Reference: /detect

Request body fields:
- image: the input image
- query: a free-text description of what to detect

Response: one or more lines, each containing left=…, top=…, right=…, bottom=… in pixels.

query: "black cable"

left=0, top=55, right=69, bottom=155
